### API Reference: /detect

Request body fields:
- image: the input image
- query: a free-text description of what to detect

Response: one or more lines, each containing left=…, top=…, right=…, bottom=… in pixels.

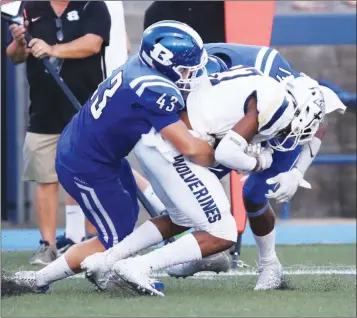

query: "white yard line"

left=72, top=265, right=356, bottom=280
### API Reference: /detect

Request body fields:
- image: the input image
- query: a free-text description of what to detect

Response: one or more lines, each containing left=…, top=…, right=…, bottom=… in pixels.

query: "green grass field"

left=1, top=245, right=356, bottom=317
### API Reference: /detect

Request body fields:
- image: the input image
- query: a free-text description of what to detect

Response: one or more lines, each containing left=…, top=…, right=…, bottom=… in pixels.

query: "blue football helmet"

left=139, top=20, right=208, bottom=91
left=206, top=55, right=228, bottom=76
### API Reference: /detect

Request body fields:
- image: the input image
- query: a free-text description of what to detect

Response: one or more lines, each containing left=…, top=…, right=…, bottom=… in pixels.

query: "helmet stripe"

left=261, top=97, right=290, bottom=132
left=147, top=22, right=203, bottom=49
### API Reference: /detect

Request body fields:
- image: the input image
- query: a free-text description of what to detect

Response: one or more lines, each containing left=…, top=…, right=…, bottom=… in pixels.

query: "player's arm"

left=136, top=79, right=215, bottom=167
left=160, top=120, right=215, bottom=167
left=294, top=119, right=327, bottom=176
left=215, top=93, right=273, bottom=172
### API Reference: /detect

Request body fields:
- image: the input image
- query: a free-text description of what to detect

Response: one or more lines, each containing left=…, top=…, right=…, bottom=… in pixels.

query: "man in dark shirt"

left=6, top=0, right=111, bottom=265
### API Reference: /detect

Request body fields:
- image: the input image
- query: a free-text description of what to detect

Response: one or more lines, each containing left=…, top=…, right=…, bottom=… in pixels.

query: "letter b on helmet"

left=150, top=43, right=174, bottom=66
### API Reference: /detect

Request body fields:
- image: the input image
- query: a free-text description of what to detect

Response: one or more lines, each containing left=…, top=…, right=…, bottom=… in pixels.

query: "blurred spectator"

left=144, top=1, right=225, bottom=43
left=6, top=0, right=111, bottom=265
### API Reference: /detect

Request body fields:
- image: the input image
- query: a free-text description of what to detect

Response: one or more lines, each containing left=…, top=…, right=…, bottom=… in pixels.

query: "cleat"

left=56, top=234, right=76, bottom=257
left=112, top=258, right=165, bottom=297
left=2, top=271, right=49, bottom=294
left=29, top=240, right=57, bottom=266
left=254, top=257, right=283, bottom=291
left=167, top=251, right=231, bottom=278
left=80, top=252, right=116, bottom=291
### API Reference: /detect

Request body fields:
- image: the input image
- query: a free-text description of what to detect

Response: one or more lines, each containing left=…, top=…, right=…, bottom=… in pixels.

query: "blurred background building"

left=1, top=0, right=356, bottom=230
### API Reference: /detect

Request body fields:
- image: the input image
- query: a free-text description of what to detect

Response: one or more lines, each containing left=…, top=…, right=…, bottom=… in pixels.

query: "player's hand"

left=265, top=168, right=303, bottom=203
left=254, top=147, right=274, bottom=171
left=245, top=143, right=262, bottom=157
left=9, top=22, right=28, bottom=47
left=29, top=38, right=54, bottom=59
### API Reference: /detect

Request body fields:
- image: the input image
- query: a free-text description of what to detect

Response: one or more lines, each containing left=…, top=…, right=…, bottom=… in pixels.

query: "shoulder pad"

left=129, top=75, right=185, bottom=115
left=256, top=77, right=294, bottom=136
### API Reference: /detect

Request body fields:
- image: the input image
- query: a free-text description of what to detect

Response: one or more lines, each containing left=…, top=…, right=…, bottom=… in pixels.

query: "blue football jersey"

left=57, top=54, right=185, bottom=172
left=204, top=43, right=301, bottom=82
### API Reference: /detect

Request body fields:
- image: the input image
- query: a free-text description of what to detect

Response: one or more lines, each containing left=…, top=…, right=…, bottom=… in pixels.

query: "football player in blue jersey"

left=166, top=43, right=346, bottom=290
left=4, top=20, right=215, bottom=295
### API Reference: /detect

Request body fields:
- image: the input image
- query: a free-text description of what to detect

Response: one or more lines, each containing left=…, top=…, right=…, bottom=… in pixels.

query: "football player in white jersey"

left=80, top=50, right=345, bottom=295
left=167, top=44, right=346, bottom=290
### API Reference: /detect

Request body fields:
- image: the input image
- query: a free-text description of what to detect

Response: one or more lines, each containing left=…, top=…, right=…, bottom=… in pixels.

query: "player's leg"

left=85, top=218, right=97, bottom=236
left=243, top=170, right=280, bottom=279
left=6, top=163, right=107, bottom=293
left=166, top=164, right=234, bottom=278
left=7, top=161, right=139, bottom=294
left=243, top=145, right=301, bottom=290
left=4, top=236, right=107, bottom=294
left=137, top=141, right=237, bottom=255
left=81, top=158, right=189, bottom=281
left=111, top=140, right=237, bottom=295
left=55, top=193, right=86, bottom=256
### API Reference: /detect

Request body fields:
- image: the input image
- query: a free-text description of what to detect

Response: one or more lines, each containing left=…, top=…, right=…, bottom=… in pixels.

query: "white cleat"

left=254, top=257, right=283, bottom=291
left=2, top=271, right=49, bottom=294
left=112, top=258, right=165, bottom=297
left=80, top=252, right=116, bottom=291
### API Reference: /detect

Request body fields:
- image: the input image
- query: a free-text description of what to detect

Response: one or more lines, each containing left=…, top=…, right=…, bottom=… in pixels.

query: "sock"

left=35, top=255, right=75, bottom=287
left=137, top=233, right=202, bottom=272
left=106, top=221, right=163, bottom=266
left=65, top=205, right=85, bottom=243
left=253, top=229, right=277, bottom=265
left=143, top=185, right=166, bottom=214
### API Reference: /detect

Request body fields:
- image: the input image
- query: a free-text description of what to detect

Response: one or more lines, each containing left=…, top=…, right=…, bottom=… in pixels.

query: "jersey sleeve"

left=254, top=77, right=293, bottom=137
left=129, top=76, right=185, bottom=132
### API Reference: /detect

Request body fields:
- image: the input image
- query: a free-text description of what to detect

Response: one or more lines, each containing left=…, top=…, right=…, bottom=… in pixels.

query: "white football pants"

left=134, top=138, right=237, bottom=242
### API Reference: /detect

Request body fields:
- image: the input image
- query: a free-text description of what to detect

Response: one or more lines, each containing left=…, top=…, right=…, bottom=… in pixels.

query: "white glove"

left=265, top=168, right=311, bottom=203
left=255, top=147, right=274, bottom=171
left=235, top=143, right=262, bottom=177
left=189, top=130, right=216, bottom=147
left=245, top=143, right=262, bottom=157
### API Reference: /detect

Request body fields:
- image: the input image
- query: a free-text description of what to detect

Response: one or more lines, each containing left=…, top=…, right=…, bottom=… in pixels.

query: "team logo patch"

left=67, top=10, right=79, bottom=21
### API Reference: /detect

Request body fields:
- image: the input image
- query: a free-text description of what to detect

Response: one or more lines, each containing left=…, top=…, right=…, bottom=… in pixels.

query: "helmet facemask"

left=268, top=77, right=325, bottom=152
left=174, top=49, right=208, bottom=92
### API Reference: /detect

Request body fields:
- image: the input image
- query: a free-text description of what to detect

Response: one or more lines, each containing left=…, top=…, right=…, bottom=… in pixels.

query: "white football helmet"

left=268, top=76, right=326, bottom=152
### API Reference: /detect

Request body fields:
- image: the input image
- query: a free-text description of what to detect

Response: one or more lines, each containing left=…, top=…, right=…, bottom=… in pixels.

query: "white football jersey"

left=187, top=66, right=294, bottom=143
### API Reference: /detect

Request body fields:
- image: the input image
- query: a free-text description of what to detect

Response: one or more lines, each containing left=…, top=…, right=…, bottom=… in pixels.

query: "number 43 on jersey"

left=156, top=93, right=178, bottom=112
